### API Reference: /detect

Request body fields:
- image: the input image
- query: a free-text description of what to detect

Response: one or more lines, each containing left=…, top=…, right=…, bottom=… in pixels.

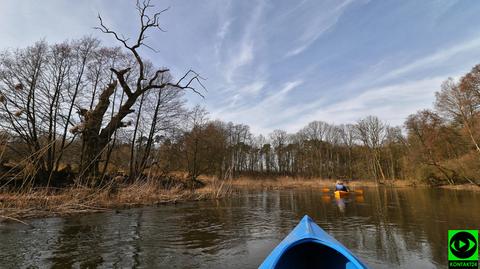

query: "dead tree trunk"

left=79, top=0, right=204, bottom=182
left=80, top=81, right=118, bottom=178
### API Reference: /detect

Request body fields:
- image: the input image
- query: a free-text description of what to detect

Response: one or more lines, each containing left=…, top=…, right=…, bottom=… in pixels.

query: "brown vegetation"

left=0, top=179, right=232, bottom=223
left=229, top=176, right=420, bottom=190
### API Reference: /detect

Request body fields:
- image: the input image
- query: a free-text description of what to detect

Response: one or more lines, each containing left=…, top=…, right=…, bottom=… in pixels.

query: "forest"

left=1, top=1, right=480, bottom=193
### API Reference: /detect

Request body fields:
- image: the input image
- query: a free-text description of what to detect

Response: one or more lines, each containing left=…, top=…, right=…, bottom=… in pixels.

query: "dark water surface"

left=1, top=187, right=479, bottom=268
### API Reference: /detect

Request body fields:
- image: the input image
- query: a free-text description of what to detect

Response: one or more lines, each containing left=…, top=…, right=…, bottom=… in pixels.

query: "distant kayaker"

left=335, top=180, right=349, bottom=192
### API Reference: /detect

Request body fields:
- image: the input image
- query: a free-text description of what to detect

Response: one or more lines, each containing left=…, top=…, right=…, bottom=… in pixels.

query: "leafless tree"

left=436, top=76, right=480, bottom=153
left=79, top=0, right=205, bottom=179
left=356, top=116, right=387, bottom=182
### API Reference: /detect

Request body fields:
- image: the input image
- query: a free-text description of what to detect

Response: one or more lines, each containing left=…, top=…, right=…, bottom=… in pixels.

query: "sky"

left=1, top=0, right=480, bottom=134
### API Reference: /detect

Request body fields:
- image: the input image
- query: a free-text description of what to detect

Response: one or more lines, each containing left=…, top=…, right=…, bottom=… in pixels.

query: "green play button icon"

left=448, top=230, right=478, bottom=269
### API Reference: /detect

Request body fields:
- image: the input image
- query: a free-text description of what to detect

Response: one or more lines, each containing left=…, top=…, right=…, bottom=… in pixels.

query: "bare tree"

left=339, top=124, right=356, bottom=178
left=270, top=129, right=288, bottom=173
left=436, top=77, right=480, bottom=153
left=405, top=110, right=457, bottom=184
left=0, top=39, right=103, bottom=185
left=356, top=116, right=387, bottom=182
left=184, top=105, right=209, bottom=180
left=79, top=0, right=205, bottom=179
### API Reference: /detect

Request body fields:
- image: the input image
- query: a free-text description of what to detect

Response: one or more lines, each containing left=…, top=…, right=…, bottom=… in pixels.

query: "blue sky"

left=1, top=0, right=480, bottom=134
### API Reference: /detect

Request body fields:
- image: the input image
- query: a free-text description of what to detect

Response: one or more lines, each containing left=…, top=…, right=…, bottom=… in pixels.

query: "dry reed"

left=0, top=178, right=233, bottom=223
left=229, top=176, right=420, bottom=190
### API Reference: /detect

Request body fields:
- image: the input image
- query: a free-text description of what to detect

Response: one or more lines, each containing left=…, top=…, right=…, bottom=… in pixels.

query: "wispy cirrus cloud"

left=213, top=80, right=304, bottom=134
left=222, top=1, right=266, bottom=84
left=332, top=35, right=480, bottom=100
left=378, top=37, right=480, bottom=83
left=281, top=76, right=448, bottom=132
left=285, top=0, right=355, bottom=57
left=2, top=0, right=480, bottom=135
left=238, top=80, right=266, bottom=95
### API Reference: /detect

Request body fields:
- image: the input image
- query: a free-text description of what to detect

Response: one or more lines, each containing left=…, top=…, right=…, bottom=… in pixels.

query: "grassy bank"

left=0, top=178, right=232, bottom=224
left=230, top=176, right=423, bottom=190
left=231, top=176, right=480, bottom=193
left=2, top=176, right=478, bottom=224
left=438, top=183, right=480, bottom=191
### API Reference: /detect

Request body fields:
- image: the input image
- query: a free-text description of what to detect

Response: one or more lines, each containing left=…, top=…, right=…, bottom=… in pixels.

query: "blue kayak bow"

left=259, top=215, right=369, bottom=269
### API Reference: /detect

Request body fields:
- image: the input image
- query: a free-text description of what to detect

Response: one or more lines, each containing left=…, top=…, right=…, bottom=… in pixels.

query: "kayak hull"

left=259, top=215, right=369, bottom=269
left=334, top=190, right=349, bottom=198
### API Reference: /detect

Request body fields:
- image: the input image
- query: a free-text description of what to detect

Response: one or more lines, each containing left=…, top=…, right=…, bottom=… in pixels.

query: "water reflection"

left=335, top=197, right=346, bottom=212
left=0, top=187, right=479, bottom=268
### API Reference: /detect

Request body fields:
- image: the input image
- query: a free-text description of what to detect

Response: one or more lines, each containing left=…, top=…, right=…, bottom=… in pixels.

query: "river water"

left=1, top=187, right=479, bottom=268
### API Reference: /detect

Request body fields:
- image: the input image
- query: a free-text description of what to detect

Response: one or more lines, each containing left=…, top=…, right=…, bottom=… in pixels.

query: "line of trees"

left=0, top=1, right=203, bottom=187
left=156, top=64, right=480, bottom=186
left=0, top=1, right=479, bottom=188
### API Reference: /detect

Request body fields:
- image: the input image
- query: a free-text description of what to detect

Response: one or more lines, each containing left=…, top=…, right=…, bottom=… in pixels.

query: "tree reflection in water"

left=0, top=187, right=478, bottom=268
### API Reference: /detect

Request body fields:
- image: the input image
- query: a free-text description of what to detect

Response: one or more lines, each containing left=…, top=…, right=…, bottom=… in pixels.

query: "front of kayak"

left=259, top=215, right=369, bottom=269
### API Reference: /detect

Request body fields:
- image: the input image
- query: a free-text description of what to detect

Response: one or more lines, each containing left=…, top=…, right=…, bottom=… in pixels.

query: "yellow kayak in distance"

left=334, top=189, right=364, bottom=198
left=334, top=190, right=349, bottom=198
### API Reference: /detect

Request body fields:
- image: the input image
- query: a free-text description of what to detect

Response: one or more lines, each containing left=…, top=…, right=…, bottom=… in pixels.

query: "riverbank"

left=1, top=179, right=478, bottom=268
left=438, top=183, right=480, bottom=191
left=230, top=176, right=424, bottom=190
left=0, top=178, right=232, bottom=223
left=2, top=176, right=478, bottom=223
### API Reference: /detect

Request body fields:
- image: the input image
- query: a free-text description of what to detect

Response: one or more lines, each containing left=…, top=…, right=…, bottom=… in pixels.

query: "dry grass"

left=0, top=178, right=232, bottom=223
left=438, top=183, right=480, bottom=191
left=231, top=176, right=333, bottom=189
left=230, top=176, right=421, bottom=190
left=0, top=176, right=442, bottom=224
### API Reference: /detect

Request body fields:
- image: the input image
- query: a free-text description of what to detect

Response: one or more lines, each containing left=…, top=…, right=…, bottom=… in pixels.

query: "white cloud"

left=288, top=76, right=449, bottom=131
left=379, top=37, right=480, bottom=83
left=239, top=80, right=265, bottom=95
left=3, top=0, right=480, bottom=137
left=334, top=35, right=480, bottom=105
left=285, top=0, right=354, bottom=57
left=261, top=80, right=303, bottom=104
left=213, top=1, right=233, bottom=58
left=217, top=19, right=232, bottom=41
left=222, top=2, right=265, bottom=84
left=211, top=80, right=304, bottom=134
left=225, top=41, right=254, bottom=83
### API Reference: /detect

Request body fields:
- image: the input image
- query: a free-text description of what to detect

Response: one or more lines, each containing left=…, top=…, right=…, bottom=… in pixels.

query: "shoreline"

left=1, top=177, right=479, bottom=223
left=231, top=177, right=480, bottom=192
left=0, top=179, right=232, bottom=224
left=229, top=176, right=423, bottom=190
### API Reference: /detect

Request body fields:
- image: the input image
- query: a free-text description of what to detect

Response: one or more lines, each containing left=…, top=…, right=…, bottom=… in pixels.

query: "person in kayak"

left=335, top=180, right=349, bottom=192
